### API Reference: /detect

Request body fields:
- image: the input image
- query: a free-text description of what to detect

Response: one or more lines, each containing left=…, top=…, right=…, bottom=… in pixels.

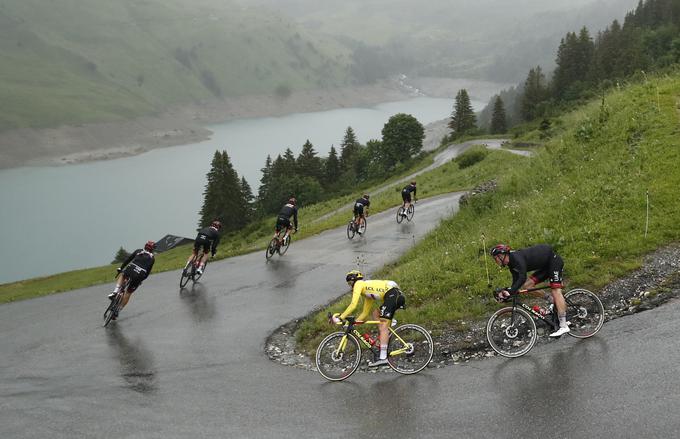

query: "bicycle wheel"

left=347, top=221, right=356, bottom=239
left=564, top=288, right=605, bottom=338
left=179, top=261, right=192, bottom=288
left=315, top=332, right=362, bottom=381
left=406, top=204, right=415, bottom=221
left=396, top=207, right=405, bottom=224
left=486, top=307, right=537, bottom=358
left=265, top=238, right=278, bottom=260
left=278, top=235, right=291, bottom=255
left=103, top=293, right=123, bottom=327
left=387, top=324, right=433, bottom=374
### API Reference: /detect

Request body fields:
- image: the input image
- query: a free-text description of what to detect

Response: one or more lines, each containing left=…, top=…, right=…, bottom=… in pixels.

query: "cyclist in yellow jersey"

left=331, top=270, right=406, bottom=367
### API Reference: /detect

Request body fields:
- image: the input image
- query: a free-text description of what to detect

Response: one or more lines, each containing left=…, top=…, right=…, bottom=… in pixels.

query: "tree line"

left=197, top=113, right=425, bottom=234
left=480, top=0, right=680, bottom=130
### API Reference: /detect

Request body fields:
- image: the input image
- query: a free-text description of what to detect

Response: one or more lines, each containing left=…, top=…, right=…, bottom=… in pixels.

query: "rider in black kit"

left=108, top=240, right=156, bottom=318
left=353, top=194, right=370, bottom=234
left=190, top=220, right=222, bottom=275
left=401, top=181, right=417, bottom=216
left=274, top=196, right=298, bottom=244
left=491, top=243, right=570, bottom=337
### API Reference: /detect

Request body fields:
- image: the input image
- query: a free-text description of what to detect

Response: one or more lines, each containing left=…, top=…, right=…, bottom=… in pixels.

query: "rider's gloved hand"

left=496, top=289, right=511, bottom=302
left=211, top=251, right=216, bottom=258
left=116, top=267, right=122, bottom=274
left=294, top=227, right=298, bottom=233
left=330, top=313, right=343, bottom=325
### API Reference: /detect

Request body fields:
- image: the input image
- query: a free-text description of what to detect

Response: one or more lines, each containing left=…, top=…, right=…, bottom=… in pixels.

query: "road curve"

left=2, top=191, right=679, bottom=438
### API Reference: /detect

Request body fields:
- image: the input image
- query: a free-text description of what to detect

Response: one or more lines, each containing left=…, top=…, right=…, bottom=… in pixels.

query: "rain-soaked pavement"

left=1, top=193, right=679, bottom=438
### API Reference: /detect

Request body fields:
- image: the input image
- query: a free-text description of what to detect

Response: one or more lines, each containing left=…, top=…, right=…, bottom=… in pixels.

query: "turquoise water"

left=0, top=96, right=474, bottom=283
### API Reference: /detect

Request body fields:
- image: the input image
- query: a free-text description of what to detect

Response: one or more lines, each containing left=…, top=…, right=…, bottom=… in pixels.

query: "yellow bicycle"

left=315, top=314, right=433, bottom=381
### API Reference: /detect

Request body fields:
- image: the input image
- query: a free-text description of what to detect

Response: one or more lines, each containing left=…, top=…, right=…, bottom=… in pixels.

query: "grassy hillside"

left=296, top=69, right=680, bottom=351
left=0, top=143, right=529, bottom=303
left=0, top=0, right=352, bottom=131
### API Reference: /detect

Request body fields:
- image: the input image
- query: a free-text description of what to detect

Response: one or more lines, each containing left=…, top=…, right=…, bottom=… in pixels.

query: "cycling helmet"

left=490, top=244, right=511, bottom=257
left=211, top=220, right=222, bottom=230
left=144, top=240, right=156, bottom=252
left=363, top=194, right=370, bottom=200
left=288, top=196, right=297, bottom=206
left=345, top=270, right=364, bottom=283
left=411, top=181, right=416, bottom=185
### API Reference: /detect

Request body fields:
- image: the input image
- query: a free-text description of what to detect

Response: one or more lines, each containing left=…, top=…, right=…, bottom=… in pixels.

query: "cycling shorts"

left=275, top=216, right=291, bottom=232
left=401, top=190, right=412, bottom=203
left=353, top=203, right=365, bottom=216
left=122, top=265, right=146, bottom=293
left=194, top=234, right=211, bottom=253
left=379, top=288, right=406, bottom=319
left=530, top=254, right=564, bottom=288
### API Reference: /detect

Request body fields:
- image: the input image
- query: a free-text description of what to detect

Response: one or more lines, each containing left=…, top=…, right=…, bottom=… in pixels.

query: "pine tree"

left=448, top=89, right=477, bottom=138
left=323, top=145, right=341, bottom=188
left=489, top=96, right=508, bottom=134
left=520, top=66, right=549, bottom=121
left=240, top=177, right=254, bottom=222
left=198, top=150, right=247, bottom=232
left=339, top=126, right=360, bottom=173
left=296, top=140, right=323, bottom=182
left=112, top=246, right=130, bottom=264
left=257, top=155, right=273, bottom=211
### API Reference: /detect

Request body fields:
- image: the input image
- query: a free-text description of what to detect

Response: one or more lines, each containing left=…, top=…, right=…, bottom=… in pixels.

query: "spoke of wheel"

left=315, top=333, right=361, bottom=381
left=486, top=307, right=537, bottom=358
left=565, top=289, right=605, bottom=338
left=387, top=325, right=433, bottom=374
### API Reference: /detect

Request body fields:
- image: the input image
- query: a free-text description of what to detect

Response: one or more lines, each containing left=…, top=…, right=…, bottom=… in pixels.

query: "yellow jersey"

left=340, top=279, right=399, bottom=321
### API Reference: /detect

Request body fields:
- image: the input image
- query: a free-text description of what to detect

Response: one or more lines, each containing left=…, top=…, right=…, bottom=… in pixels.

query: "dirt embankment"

left=0, top=80, right=413, bottom=169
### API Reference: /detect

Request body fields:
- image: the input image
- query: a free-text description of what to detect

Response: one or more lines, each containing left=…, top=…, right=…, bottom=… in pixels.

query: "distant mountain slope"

left=0, top=0, right=353, bottom=131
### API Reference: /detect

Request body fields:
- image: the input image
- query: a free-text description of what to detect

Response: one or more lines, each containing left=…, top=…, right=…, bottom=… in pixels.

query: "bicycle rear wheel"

left=486, top=307, right=537, bottom=358
left=406, top=204, right=415, bottom=221
left=193, top=257, right=205, bottom=282
left=565, top=289, right=605, bottom=338
left=315, top=332, right=362, bottom=381
left=347, top=221, right=356, bottom=239
left=265, top=238, right=278, bottom=260
left=396, top=207, right=405, bottom=224
left=387, top=324, right=433, bottom=374
left=358, top=218, right=366, bottom=235
left=278, top=235, right=291, bottom=255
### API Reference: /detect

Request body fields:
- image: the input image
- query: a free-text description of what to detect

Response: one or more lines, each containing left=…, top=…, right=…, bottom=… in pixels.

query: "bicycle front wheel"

left=396, top=208, right=405, bottom=224
left=347, top=221, right=356, bottom=240
left=565, top=288, right=605, bottom=338
left=315, top=332, right=362, bottom=381
left=265, top=238, right=278, bottom=260
left=387, top=324, right=433, bottom=374
left=486, top=307, right=537, bottom=358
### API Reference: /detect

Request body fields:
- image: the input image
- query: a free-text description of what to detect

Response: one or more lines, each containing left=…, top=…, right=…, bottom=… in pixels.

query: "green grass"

left=0, top=143, right=520, bottom=303
left=294, top=70, right=680, bottom=353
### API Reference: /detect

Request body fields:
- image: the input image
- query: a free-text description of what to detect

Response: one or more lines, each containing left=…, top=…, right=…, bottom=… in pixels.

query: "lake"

left=0, top=96, right=482, bottom=283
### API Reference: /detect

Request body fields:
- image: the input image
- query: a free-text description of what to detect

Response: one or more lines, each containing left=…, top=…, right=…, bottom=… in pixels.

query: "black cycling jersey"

left=195, top=226, right=220, bottom=255
left=119, top=249, right=155, bottom=278
left=402, top=184, right=417, bottom=196
left=507, top=244, right=563, bottom=293
left=354, top=198, right=370, bottom=208
left=278, top=203, right=298, bottom=229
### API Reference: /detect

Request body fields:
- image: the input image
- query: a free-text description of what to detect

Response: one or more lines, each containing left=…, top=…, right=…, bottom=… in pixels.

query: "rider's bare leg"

left=551, top=287, right=567, bottom=325
left=120, top=291, right=133, bottom=310
left=373, top=309, right=389, bottom=360
left=187, top=248, right=198, bottom=265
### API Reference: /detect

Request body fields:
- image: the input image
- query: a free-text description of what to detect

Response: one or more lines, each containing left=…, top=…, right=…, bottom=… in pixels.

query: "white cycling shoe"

left=367, top=358, right=389, bottom=367
left=549, top=326, right=571, bottom=337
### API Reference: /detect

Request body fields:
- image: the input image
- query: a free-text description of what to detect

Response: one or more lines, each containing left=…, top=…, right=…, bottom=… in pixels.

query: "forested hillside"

left=0, top=0, right=352, bottom=131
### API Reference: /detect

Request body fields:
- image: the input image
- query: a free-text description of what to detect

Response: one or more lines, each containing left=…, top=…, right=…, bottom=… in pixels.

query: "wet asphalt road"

left=2, top=193, right=679, bottom=438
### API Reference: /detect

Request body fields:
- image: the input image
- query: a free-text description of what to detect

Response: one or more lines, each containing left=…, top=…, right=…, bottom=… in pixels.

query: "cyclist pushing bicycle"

left=186, top=220, right=222, bottom=276
left=107, top=240, right=156, bottom=319
left=331, top=270, right=406, bottom=367
left=491, top=243, right=570, bottom=337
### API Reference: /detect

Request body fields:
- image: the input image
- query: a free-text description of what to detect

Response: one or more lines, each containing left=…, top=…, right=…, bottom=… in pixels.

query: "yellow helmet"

left=345, top=270, right=364, bottom=283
